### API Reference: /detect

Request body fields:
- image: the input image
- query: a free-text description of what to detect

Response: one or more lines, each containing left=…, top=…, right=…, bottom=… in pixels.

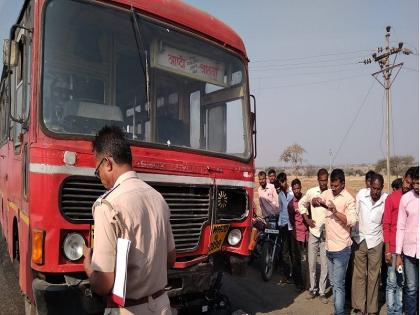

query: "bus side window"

left=12, top=39, right=25, bottom=151
left=11, top=28, right=31, bottom=153
left=0, top=86, right=9, bottom=143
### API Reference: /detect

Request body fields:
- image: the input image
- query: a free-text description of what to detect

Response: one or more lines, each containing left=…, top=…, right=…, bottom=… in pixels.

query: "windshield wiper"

left=130, top=7, right=151, bottom=121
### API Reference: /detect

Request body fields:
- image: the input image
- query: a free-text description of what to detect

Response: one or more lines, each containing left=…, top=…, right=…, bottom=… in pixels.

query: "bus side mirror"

left=250, top=94, right=257, bottom=158
left=250, top=112, right=256, bottom=132
left=3, top=39, right=18, bottom=67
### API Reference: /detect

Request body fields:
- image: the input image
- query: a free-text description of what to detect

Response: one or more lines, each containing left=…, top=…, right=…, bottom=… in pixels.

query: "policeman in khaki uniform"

left=84, top=126, right=176, bottom=315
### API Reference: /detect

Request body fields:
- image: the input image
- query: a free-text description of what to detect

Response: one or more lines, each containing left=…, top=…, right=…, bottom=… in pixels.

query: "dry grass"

left=253, top=175, right=393, bottom=216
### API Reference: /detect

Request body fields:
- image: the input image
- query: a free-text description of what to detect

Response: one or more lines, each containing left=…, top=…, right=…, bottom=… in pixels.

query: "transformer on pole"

left=362, top=26, right=412, bottom=192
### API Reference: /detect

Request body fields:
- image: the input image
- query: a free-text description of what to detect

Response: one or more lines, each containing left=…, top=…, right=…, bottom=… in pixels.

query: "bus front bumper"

left=32, top=278, right=106, bottom=315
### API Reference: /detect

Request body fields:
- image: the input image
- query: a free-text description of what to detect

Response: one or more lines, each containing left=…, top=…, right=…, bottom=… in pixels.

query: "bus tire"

left=12, top=219, right=19, bottom=277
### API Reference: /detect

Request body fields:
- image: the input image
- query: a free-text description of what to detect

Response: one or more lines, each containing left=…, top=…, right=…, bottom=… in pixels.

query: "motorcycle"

left=251, top=215, right=281, bottom=281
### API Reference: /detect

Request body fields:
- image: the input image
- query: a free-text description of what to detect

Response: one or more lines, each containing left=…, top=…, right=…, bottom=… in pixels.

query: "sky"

left=182, top=0, right=419, bottom=168
left=1, top=0, right=419, bottom=168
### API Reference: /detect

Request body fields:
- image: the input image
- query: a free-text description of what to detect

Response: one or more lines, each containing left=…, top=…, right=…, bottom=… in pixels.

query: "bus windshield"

left=41, top=0, right=251, bottom=159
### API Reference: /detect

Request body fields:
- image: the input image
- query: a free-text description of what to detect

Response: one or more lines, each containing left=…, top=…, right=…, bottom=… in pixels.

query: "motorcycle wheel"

left=260, top=242, right=275, bottom=281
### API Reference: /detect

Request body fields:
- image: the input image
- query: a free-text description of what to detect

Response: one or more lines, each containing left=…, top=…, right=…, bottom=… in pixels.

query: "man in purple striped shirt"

left=396, top=166, right=419, bottom=315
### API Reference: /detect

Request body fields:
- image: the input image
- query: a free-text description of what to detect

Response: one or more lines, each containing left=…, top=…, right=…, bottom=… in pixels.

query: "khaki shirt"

left=91, top=171, right=175, bottom=299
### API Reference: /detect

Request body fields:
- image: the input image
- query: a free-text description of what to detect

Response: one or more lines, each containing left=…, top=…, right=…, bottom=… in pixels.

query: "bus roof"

left=115, top=0, right=247, bottom=59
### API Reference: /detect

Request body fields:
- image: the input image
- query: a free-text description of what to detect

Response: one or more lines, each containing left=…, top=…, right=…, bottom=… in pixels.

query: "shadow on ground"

left=220, top=263, right=312, bottom=314
left=219, top=261, right=387, bottom=315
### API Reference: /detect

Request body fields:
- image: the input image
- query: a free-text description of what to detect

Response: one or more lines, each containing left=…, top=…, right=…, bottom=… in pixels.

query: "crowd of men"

left=257, top=166, right=419, bottom=315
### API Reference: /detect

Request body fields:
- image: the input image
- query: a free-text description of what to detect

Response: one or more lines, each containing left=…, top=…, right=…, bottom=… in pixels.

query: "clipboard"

left=110, top=238, right=131, bottom=306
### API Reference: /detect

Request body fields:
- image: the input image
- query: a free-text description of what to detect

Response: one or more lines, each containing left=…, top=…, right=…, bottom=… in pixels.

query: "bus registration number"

left=208, top=224, right=230, bottom=255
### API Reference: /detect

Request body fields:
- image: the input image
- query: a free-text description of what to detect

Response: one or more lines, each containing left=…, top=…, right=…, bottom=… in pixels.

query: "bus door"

left=3, top=9, right=32, bottom=271
left=9, top=25, right=31, bottom=210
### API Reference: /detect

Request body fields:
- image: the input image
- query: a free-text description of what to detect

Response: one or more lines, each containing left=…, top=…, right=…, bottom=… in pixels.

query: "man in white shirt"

left=298, top=168, right=329, bottom=303
left=355, top=170, right=376, bottom=203
left=347, top=169, right=376, bottom=303
left=351, top=173, right=387, bottom=315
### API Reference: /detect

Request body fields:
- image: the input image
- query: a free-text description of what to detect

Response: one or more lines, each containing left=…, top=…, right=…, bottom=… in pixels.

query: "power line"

left=250, top=61, right=360, bottom=72
left=251, top=49, right=373, bottom=63
left=367, top=26, right=413, bottom=191
left=250, top=54, right=368, bottom=68
left=252, top=68, right=371, bottom=80
left=257, top=73, right=368, bottom=90
left=331, top=79, right=376, bottom=165
left=404, top=67, right=419, bottom=72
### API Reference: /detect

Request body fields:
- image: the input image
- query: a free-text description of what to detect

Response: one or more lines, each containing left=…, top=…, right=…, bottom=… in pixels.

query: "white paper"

left=112, top=238, right=131, bottom=305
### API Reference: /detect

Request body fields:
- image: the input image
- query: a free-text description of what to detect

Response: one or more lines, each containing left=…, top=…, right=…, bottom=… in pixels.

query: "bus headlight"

left=63, top=233, right=85, bottom=261
left=227, top=229, right=242, bottom=246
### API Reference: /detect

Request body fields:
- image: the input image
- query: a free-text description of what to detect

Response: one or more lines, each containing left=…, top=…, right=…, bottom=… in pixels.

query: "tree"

left=374, top=155, right=416, bottom=177
left=279, top=143, right=306, bottom=174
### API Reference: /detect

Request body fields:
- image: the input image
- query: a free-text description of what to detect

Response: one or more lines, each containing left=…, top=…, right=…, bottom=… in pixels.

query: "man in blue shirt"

left=277, top=172, right=294, bottom=283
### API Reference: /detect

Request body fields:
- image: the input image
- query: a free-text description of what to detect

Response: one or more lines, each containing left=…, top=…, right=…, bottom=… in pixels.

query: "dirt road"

left=0, top=231, right=25, bottom=315
left=221, top=263, right=387, bottom=315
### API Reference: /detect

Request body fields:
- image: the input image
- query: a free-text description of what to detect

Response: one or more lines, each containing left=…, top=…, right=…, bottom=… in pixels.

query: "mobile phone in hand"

left=319, top=202, right=328, bottom=209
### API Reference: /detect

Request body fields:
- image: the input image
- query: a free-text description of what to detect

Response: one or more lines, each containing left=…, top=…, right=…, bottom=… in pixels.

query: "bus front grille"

left=60, top=176, right=210, bottom=252
left=60, top=176, right=105, bottom=223
left=158, top=186, right=210, bottom=252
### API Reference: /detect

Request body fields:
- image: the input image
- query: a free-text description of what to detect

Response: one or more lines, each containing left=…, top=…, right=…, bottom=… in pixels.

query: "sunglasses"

left=94, top=157, right=107, bottom=179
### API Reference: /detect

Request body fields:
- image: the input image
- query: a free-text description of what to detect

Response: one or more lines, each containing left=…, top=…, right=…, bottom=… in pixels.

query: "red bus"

left=0, top=0, right=256, bottom=313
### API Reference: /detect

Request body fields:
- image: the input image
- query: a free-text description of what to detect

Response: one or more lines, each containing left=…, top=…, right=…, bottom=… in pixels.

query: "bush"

left=303, top=165, right=317, bottom=177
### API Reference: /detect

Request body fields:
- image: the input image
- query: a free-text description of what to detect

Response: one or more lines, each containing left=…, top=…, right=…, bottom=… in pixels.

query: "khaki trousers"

left=104, top=293, right=172, bottom=315
left=351, top=240, right=383, bottom=313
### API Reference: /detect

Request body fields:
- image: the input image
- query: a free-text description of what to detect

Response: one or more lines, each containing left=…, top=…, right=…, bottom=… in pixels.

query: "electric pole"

left=329, top=148, right=333, bottom=174
left=361, top=26, right=412, bottom=192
